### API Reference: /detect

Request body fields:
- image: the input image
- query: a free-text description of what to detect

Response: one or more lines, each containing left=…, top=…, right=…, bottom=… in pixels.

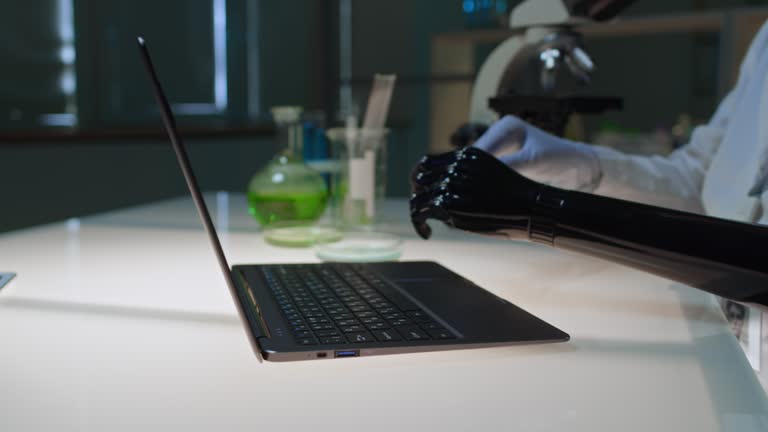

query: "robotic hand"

left=472, top=115, right=602, bottom=192
left=410, top=146, right=539, bottom=241
left=410, top=147, right=768, bottom=310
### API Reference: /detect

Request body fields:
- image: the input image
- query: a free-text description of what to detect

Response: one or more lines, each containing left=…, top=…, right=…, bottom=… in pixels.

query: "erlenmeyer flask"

left=247, top=106, right=328, bottom=227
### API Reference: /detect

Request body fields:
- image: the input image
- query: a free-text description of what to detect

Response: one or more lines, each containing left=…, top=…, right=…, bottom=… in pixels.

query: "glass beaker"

left=326, top=127, right=389, bottom=226
left=247, top=107, right=328, bottom=227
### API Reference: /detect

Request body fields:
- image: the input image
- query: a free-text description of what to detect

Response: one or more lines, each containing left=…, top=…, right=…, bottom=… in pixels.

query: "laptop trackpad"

left=397, top=279, right=527, bottom=339
left=373, top=262, right=554, bottom=341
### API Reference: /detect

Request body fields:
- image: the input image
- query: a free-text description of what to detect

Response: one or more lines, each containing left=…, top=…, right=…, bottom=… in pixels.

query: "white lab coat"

left=591, top=19, right=768, bottom=226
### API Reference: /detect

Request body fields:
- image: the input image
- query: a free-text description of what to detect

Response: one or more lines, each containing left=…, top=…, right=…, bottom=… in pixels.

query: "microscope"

left=454, top=0, right=633, bottom=146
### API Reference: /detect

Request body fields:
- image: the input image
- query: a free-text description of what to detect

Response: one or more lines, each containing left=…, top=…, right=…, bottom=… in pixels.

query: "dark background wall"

left=1, top=0, right=322, bottom=232
left=2, top=0, right=767, bottom=232
left=0, top=136, right=279, bottom=232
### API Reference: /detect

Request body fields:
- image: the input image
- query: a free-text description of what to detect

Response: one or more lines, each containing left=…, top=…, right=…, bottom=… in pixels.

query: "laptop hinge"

left=235, top=269, right=272, bottom=339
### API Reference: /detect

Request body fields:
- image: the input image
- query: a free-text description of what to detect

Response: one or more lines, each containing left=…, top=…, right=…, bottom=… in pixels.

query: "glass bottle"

left=247, top=106, right=328, bottom=227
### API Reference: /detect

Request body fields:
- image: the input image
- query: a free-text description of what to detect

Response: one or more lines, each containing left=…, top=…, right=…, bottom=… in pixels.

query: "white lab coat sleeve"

left=589, top=20, right=768, bottom=213
left=590, top=80, right=742, bottom=214
left=589, top=122, right=726, bottom=213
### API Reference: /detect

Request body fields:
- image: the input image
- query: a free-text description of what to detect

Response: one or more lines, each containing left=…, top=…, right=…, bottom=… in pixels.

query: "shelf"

left=432, top=8, right=768, bottom=44
left=0, top=124, right=276, bottom=145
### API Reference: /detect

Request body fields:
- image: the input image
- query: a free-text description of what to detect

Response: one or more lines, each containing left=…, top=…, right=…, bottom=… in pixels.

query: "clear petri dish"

left=315, top=230, right=402, bottom=262
left=263, top=222, right=342, bottom=248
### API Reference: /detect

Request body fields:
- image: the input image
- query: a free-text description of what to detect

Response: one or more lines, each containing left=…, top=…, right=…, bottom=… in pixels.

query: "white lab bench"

left=1, top=194, right=766, bottom=431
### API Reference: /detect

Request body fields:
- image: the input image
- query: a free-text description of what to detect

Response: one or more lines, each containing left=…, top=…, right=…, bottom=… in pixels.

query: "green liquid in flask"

left=247, top=156, right=328, bottom=226
left=247, top=188, right=327, bottom=226
left=247, top=106, right=328, bottom=228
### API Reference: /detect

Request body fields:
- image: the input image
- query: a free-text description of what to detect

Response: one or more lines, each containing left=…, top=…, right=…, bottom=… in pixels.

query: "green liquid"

left=248, top=190, right=328, bottom=226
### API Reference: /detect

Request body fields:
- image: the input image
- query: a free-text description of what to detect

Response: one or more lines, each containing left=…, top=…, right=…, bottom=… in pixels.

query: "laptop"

left=137, top=37, right=569, bottom=362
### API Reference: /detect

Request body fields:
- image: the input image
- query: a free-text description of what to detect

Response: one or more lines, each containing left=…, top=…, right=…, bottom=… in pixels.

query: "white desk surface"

left=1, top=193, right=767, bottom=431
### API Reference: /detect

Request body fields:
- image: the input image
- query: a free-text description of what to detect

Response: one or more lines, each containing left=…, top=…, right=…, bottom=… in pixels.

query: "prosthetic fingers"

left=410, top=146, right=539, bottom=241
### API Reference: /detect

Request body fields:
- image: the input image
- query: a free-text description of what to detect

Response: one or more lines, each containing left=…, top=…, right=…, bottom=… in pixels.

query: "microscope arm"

left=410, top=147, right=768, bottom=309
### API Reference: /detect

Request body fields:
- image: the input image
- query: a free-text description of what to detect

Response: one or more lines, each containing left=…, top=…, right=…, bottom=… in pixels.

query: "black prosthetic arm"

left=410, top=147, right=768, bottom=309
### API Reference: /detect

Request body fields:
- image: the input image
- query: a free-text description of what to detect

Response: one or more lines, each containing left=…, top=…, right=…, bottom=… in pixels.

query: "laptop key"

left=419, top=322, right=444, bottom=330
left=406, top=310, right=433, bottom=323
left=397, top=326, right=430, bottom=341
left=311, top=323, right=334, bottom=331
left=387, top=318, right=413, bottom=327
left=426, top=328, right=456, bottom=340
left=322, top=301, right=344, bottom=308
left=373, top=329, right=402, bottom=342
left=347, top=332, right=375, bottom=343
left=297, top=337, right=318, bottom=345
left=367, top=301, right=388, bottom=308
left=336, top=319, right=359, bottom=327
left=354, top=311, right=378, bottom=319
left=295, top=301, right=319, bottom=308
left=294, top=331, right=314, bottom=338
left=315, top=329, right=340, bottom=337
left=340, top=325, right=366, bottom=333
left=330, top=313, right=354, bottom=321
left=321, top=336, right=346, bottom=344
left=360, top=316, right=382, bottom=324
left=365, top=322, right=389, bottom=330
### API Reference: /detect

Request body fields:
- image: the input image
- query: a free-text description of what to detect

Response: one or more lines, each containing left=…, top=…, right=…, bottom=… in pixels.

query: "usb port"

left=334, top=350, right=359, bottom=358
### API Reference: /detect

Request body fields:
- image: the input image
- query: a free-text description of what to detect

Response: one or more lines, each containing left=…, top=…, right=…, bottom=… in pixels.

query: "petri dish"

left=263, top=222, right=342, bottom=248
left=315, top=230, right=402, bottom=262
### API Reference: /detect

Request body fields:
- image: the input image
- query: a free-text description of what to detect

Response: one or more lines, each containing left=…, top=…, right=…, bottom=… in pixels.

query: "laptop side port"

left=334, top=350, right=359, bottom=358
left=316, top=352, right=328, bottom=358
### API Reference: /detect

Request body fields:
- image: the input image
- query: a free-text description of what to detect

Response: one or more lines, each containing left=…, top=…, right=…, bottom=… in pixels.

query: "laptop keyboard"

left=261, top=264, right=457, bottom=346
